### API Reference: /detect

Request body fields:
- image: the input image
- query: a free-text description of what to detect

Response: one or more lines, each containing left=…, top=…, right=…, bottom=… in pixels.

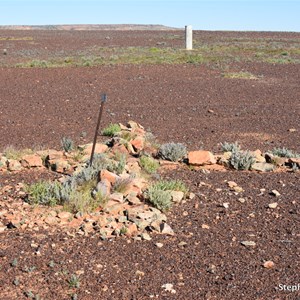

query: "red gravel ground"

left=0, top=29, right=300, bottom=300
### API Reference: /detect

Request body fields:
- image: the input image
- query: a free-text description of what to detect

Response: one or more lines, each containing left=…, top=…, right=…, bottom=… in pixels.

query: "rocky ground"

left=0, top=29, right=299, bottom=299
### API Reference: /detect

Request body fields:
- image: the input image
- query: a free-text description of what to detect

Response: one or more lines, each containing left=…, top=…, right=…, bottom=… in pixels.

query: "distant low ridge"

left=0, top=24, right=179, bottom=30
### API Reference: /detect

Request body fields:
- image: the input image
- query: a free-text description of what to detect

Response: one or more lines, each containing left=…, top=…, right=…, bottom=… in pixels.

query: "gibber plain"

left=0, top=26, right=299, bottom=299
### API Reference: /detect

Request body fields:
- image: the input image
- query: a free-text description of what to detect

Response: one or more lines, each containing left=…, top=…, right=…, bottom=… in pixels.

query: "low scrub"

left=271, top=147, right=300, bottom=158
left=61, top=137, right=74, bottom=152
left=229, top=150, right=256, bottom=170
left=101, top=123, right=121, bottom=137
left=139, top=155, right=159, bottom=174
left=220, top=141, right=241, bottom=153
left=145, top=179, right=188, bottom=211
left=157, top=142, right=187, bottom=162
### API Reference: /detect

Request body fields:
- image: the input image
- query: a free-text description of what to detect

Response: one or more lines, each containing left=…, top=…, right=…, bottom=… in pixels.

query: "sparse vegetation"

left=220, top=141, right=241, bottom=153
left=112, top=177, right=132, bottom=194
left=68, top=274, right=80, bottom=288
left=102, top=123, right=121, bottom=137
left=145, top=179, right=188, bottom=211
left=229, top=150, right=256, bottom=170
left=139, top=155, right=159, bottom=174
left=61, top=137, right=74, bottom=152
left=157, top=142, right=187, bottom=162
left=271, top=147, right=300, bottom=158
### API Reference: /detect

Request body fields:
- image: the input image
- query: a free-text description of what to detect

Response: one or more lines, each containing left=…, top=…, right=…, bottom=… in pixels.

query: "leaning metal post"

left=89, top=93, right=107, bottom=166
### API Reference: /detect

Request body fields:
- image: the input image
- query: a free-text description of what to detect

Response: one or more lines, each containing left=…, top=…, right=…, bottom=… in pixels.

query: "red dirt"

left=0, top=30, right=300, bottom=300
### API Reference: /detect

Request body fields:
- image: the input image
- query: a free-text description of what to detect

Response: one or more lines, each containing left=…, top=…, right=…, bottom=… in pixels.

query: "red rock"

left=131, top=137, right=144, bottom=151
left=21, top=154, right=43, bottom=168
left=44, top=216, right=58, bottom=225
left=111, top=143, right=128, bottom=155
left=263, top=261, right=275, bottom=269
left=125, top=223, right=138, bottom=236
left=100, top=169, right=119, bottom=185
left=188, top=150, right=216, bottom=166
left=82, top=143, right=108, bottom=156
left=7, top=159, right=22, bottom=171
left=57, top=211, right=73, bottom=220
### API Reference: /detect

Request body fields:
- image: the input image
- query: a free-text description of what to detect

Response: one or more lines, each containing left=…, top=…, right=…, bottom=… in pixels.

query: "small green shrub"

left=108, top=152, right=126, bottom=175
left=220, top=141, right=241, bottom=153
left=139, top=155, right=159, bottom=174
left=229, top=150, right=256, bottom=170
left=69, top=274, right=80, bottom=288
left=145, top=179, right=188, bottom=211
left=157, top=142, right=187, bottom=162
left=145, top=186, right=172, bottom=212
left=271, top=147, right=299, bottom=158
left=101, top=123, right=121, bottom=137
left=25, top=181, right=62, bottom=206
left=61, top=137, right=74, bottom=152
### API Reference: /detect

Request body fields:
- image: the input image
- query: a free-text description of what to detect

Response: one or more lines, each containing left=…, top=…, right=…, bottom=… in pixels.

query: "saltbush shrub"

left=157, top=142, right=187, bottom=162
left=229, top=150, right=256, bottom=170
left=101, top=123, right=121, bottom=137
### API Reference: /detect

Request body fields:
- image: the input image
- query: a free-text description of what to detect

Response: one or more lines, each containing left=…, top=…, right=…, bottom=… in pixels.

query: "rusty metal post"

left=89, top=93, right=107, bottom=166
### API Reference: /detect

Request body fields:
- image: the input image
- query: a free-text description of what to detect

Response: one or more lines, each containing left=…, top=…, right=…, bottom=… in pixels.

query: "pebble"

left=271, top=190, right=281, bottom=197
left=241, top=240, right=256, bottom=247
left=155, top=242, right=164, bottom=248
left=263, top=260, right=275, bottom=269
left=238, top=198, right=246, bottom=203
left=268, top=202, right=278, bottom=209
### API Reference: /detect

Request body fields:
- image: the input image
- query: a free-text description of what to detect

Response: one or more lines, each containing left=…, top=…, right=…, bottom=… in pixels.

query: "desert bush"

left=25, top=180, right=62, bottom=206
left=145, top=186, right=172, bottom=212
left=271, top=147, right=300, bottom=158
left=228, top=150, right=256, bottom=170
left=157, top=142, right=187, bottom=162
left=61, top=137, right=74, bottom=152
left=101, top=123, right=121, bottom=137
left=139, top=155, right=159, bottom=174
left=220, top=141, right=241, bottom=153
left=145, top=179, right=188, bottom=211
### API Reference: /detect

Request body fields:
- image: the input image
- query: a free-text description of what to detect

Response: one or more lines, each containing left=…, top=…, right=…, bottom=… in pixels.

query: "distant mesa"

left=0, top=24, right=179, bottom=31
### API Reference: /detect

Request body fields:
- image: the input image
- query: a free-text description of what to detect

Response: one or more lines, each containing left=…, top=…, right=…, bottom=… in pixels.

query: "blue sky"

left=0, top=0, right=300, bottom=32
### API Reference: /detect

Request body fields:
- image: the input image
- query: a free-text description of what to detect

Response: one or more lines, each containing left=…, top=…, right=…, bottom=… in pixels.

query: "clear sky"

left=0, top=0, right=300, bottom=32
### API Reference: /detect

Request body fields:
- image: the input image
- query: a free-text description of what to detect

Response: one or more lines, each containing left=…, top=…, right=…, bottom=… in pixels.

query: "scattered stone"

left=7, top=160, right=22, bottom=171
left=81, top=143, right=108, bottom=156
left=95, top=179, right=111, bottom=197
left=135, top=270, right=145, bottom=278
left=188, top=150, right=216, bottom=166
left=263, top=260, right=275, bottom=269
left=110, top=192, right=124, bottom=203
left=201, top=224, right=210, bottom=229
left=271, top=190, right=281, bottom=197
left=170, top=191, right=184, bottom=203
left=162, top=283, right=176, bottom=294
left=222, top=202, right=229, bottom=209
left=155, top=242, right=163, bottom=248
left=57, top=211, right=73, bottom=220
left=238, top=198, right=246, bottom=203
left=241, top=241, right=256, bottom=247
left=141, top=232, right=152, bottom=241
left=160, top=223, right=174, bottom=235
left=227, top=181, right=237, bottom=188
left=21, top=154, right=43, bottom=168
left=288, top=128, right=297, bottom=132
left=251, top=162, right=275, bottom=172
left=178, top=241, right=187, bottom=247
left=268, top=202, right=278, bottom=209
left=207, top=264, right=217, bottom=274
left=100, top=169, right=119, bottom=185
left=188, top=192, right=196, bottom=199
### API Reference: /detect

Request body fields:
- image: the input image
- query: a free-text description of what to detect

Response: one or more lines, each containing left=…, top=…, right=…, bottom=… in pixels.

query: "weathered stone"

left=252, top=149, right=266, bottom=163
left=125, top=223, right=138, bottom=236
left=111, top=143, right=128, bottom=155
left=126, top=194, right=142, bottom=205
left=117, top=215, right=127, bottom=223
left=7, top=159, right=22, bottom=171
left=131, top=137, right=145, bottom=151
left=265, top=153, right=287, bottom=166
left=271, top=190, right=281, bottom=197
left=170, top=191, right=184, bottom=203
left=188, top=150, right=216, bottom=166
left=241, top=240, right=256, bottom=247
left=268, top=202, right=278, bottom=209
left=141, top=232, right=152, bottom=241
left=110, top=192, right=124, bottom=203
left=127, top=120, right=144, bottom=130
left=21, top=154, right=43, bottom=168
left=96, top=179, right=111, bottom=196
left=57, top=211, right=73, bottom=220
left=160, top=223, right=174, bottom=235
left=50, top=159, right=72, bottom=174
left=251, top=162, right=275, bottom=172
left=100, top=170, right=119, bottom=185
left=44, top=216, right=58, bottom=225
left=81, top=143, right=108, bottom=156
